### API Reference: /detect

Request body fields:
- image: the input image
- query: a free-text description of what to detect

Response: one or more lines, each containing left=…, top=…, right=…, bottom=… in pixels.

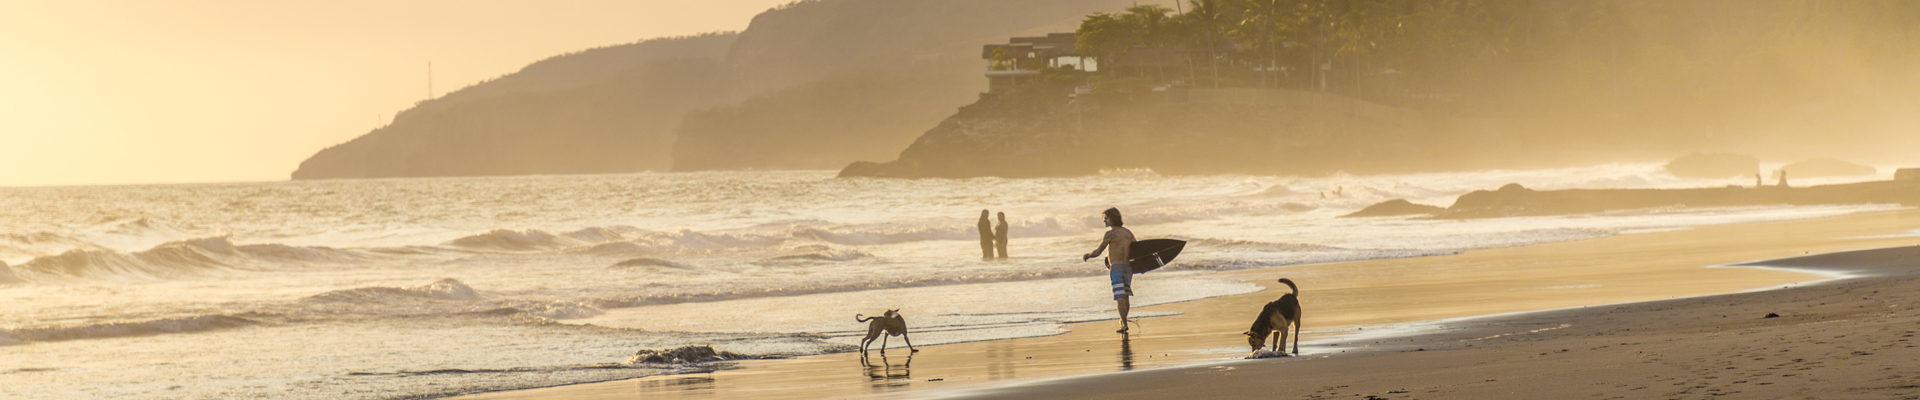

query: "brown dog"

left=1245, top=278, right=1302, bottom=355
left=855, top=309, right=917, bottom=354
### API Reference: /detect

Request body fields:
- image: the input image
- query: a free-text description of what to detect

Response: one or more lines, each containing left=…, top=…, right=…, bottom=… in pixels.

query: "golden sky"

left=0, top=0, right=793, bottom=187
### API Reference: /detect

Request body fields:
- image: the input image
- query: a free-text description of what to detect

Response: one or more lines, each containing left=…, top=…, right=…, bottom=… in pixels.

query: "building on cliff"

left=982, top=33, right=1093, bottom=92
left=982, top=33, right=1193, bottom=96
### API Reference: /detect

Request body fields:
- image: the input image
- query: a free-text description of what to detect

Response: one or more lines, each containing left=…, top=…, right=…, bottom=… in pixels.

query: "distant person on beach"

left=994, top=212, right=1010, bottom=259
left=978, top=210, right=994, bottom=260
left=1083, top=207, right=1137, bottom=333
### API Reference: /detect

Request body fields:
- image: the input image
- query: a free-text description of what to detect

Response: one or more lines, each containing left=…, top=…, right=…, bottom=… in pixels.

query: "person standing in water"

left=1083, top=207, right=1136, bottom=333
left=977, top=210, right=995, bottom=260
left=993, top=212, right=1010, bottom=259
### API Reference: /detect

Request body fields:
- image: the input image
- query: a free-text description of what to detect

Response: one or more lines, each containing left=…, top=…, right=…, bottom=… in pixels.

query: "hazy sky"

left=0, top=0, right=794, bottom=187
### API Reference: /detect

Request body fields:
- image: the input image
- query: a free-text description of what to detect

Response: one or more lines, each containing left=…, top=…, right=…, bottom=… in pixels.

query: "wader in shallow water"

left=994, top=212, right=1009, bottom=259
left=977, top=210, right=995, bottom=260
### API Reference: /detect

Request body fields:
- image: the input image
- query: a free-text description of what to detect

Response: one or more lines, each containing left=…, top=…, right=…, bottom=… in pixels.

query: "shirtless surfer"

left=1083, top=207, right=1136, bottom=333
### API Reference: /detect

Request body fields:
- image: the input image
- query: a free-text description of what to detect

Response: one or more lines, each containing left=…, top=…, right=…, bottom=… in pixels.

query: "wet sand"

left=954, top=245, right=1920, bottom=399
left=453, top=209, right=1920, bottom=400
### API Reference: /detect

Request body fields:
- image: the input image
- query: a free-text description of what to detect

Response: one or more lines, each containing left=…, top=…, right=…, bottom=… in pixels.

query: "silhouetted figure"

left=993, top=212, right=1010, bottom=259
left=1776, top=170, right=1789, bottom=187
left=977, top=210, right=994, bottom=260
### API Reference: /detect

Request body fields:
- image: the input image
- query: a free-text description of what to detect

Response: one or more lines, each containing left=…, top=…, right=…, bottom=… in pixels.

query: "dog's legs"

left=1291, top=315, right=1302, bottom=355
left=903, top=334, right=917, bottom=353
left=880, top=334, right=889, bottom=354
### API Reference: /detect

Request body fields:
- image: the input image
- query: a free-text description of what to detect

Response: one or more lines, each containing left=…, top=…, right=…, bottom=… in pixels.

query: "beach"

left=456, top=207, right=1920, bottom=399
left=1, top=169, right=1907, bottom=399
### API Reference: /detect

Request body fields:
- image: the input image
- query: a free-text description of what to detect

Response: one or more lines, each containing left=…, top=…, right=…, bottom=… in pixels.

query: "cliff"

left=666, top=0, right=1138, bottom=171
left=837, top=85, right=1610, bottom=178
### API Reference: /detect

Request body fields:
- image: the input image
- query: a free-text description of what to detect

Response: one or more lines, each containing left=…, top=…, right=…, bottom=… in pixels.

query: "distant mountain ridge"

left=293, top=33, right=738, bottom=179
left=293, top=0, right=1136, bottom=180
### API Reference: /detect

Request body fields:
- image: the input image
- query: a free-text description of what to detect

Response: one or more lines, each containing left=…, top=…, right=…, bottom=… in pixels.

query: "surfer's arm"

left=1083, top=231, right=1113, bottom=261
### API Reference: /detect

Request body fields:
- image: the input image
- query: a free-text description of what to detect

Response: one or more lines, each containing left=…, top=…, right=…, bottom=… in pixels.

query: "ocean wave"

left=448, top=229, right=589, bottom=251
left=78, top=217, right=205, bottom=252
left=0, top=261, right=18, bottom=284
left=1163, top=249, right=1458, bottom=271
left=9, top=236, right=364, bottom=281
left=610, top=258, right=689, bottom=269
left=763, top=245, right=872, bottom=262
left=479, top=300, right=605, bottom=319
left=1174, top=237, right=1347, bottom=252
left=2, top=315, right=258, bottom=344
left=588, top=269, right=1106, bottom=309
left=306, top=278, right=481, bottom=303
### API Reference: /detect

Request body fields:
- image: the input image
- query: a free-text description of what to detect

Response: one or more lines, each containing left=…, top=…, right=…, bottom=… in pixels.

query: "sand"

left=956, top=245, right=1920, bottom=399
left=452, top=209, right=1920, bottom=400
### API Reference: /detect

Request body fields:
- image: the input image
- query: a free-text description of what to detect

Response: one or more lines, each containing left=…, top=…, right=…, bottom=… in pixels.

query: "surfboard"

left=1126, top=239, right=1186, bottom=274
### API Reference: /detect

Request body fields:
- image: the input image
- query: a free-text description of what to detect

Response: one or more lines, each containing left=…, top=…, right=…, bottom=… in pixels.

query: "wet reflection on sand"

left=636, top=376, right=714, bottom=396
left=985, top=342, right=1017, bottom=381
left=861, top=353, right=913, bottom=392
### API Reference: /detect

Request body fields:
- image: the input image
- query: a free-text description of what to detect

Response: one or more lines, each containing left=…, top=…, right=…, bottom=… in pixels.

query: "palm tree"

left=1120, top=5, right=1175, bottom=81
left=1236, top=0, right=1288, bottom=88
left=1181, top=0, right=1229, bottom=88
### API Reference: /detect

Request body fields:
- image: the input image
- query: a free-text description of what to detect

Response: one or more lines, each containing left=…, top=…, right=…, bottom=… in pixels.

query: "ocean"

left=0, top=164, right=1897, bottom=399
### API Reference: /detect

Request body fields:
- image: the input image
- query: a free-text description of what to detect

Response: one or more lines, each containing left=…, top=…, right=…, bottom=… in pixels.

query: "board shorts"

left=1109, top=263, right=1133, bottom=300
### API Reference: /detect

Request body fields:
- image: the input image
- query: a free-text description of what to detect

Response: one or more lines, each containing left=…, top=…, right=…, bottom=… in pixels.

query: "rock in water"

left=627, top=345, right=751, bottom=364
left=1665, top=153, right=1759, bottom=178
left=1782, top=158, right=1876, bottom=178
left=1342, top=199, right=1446, bottom=218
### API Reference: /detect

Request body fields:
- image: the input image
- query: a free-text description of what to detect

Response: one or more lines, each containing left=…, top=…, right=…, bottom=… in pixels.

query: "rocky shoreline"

left=1345, top=178, right=1919, bottom=219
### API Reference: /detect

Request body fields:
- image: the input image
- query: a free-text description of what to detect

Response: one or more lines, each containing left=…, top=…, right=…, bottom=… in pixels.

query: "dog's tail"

left=1277, top=278, right=1298, bottom=295
left=855, top=314, right=874, bottom=322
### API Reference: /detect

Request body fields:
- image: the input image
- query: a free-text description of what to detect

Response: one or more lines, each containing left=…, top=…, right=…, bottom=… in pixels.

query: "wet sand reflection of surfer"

left=1118, top=333, right=1134, bottom=371
left=985, top=342, right=1017, bottom=381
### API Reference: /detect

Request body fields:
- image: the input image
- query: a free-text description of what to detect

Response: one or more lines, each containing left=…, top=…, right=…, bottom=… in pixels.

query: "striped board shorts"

left=1109, top=264, right=1132, bottom=300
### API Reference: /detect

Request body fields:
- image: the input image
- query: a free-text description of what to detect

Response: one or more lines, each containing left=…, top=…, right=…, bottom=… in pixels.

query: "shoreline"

left=450, top=208, right=1920, bottom=400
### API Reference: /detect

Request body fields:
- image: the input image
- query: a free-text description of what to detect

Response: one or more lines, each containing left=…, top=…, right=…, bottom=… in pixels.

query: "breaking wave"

left=0, top=261, right=18, bottom=284
left=482, top=300, right=605, bottom=320
left=763, top=245, right=872, bottom=262
left=447, top=228, right=627, bottom=252
left=307, top=278, right=481, bottom=303
left=2, top=315, right=258, bottom=344
left=588, top=269, right=1109, bottom=309
left=610, top=258, right=688, bottom=269
left=1175, top=237, right=1347, bottom=252
left=8, top=236, right=363, bottom=281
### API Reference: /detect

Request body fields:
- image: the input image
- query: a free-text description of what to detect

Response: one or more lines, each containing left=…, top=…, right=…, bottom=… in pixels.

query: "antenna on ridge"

left=427, top=61, right=434, bottom=100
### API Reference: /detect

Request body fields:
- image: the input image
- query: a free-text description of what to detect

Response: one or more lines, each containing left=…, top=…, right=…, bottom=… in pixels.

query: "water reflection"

left=636, top=375, right=715, bottom=397
left=861, top=353, right=912, bottom=392
left=1118, top=333, right=1134, bottom=371
left=985, top=342, right=1016, bottom=381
